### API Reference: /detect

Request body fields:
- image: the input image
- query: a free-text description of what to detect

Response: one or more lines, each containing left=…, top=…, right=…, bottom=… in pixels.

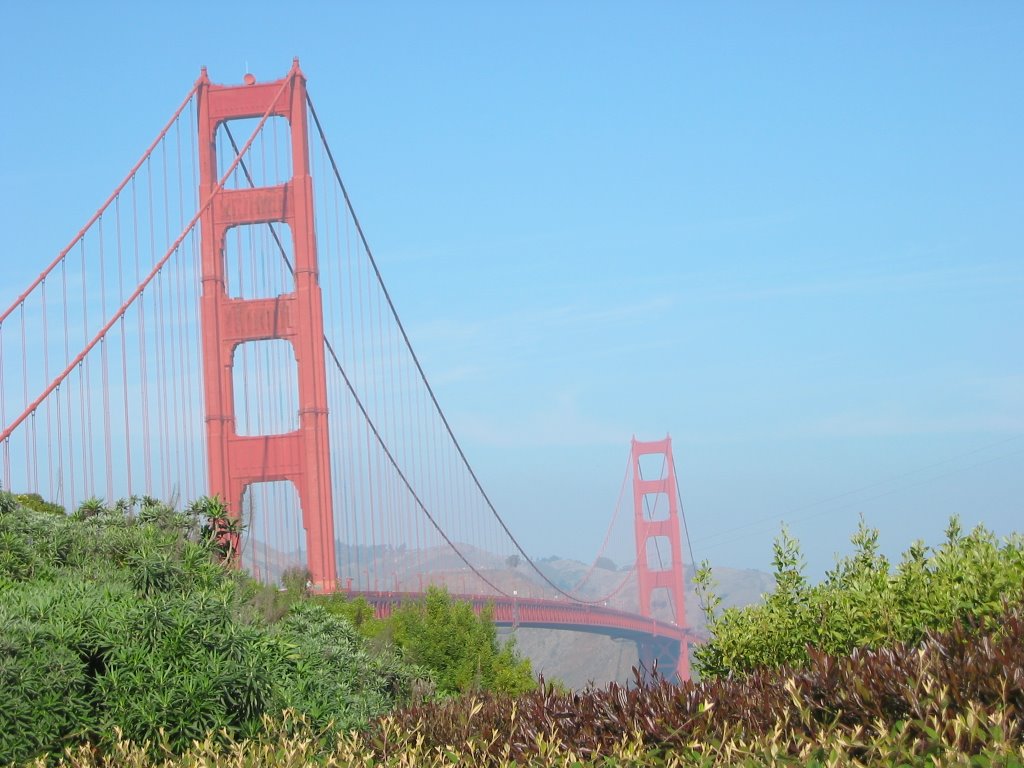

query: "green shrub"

left=17, top=607, right=1024, bottom=767
left=0, top=494, right=421, bottom=765
left=388, top=586, right=535, bottom=697
left=13, top=492, right=65, bottom=516
left=694, top=517, right=1024, bottom=678
left=271, top=602, right=417, bottom=733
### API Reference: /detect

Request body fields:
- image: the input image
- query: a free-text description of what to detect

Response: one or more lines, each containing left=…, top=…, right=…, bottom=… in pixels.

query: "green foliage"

left=388, top=586, right=536, bottom=697
left=271, top=602, right=417, bottom=733
left=13, top=492, right=65, bottom=516
left=695, top=516, right=1024, bottom=678
left=311, top=588, right=537, bottom=699
left=5, top=488, right=1023, bottom=767
left=371, top=603, right=1024, bottom=766
left=16, top=602, right=1024, bottom=766
left=314, top=593, right=385, bottom=637
left=0, top=493, right=420, bottom=765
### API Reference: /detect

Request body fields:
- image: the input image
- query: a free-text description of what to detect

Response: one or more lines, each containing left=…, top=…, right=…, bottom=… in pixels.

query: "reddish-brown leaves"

left=372, top=601, right=1024, bottom=763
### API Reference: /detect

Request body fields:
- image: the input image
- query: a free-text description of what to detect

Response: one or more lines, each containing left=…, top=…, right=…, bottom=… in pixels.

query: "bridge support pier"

left=636, top=635, right=688, bottom=683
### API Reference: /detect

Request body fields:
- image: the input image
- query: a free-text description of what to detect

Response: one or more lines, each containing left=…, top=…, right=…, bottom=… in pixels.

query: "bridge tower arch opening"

left=631, top=435, right=690, bottom=680
left=196, top=61, right=337, bottom=591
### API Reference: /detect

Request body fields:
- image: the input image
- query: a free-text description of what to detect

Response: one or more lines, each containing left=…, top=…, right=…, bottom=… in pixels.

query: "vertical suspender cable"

left=0, top=320, right=7, bottom=488
left=79, top=240, right=90, bottom=498
left=98, top=215, right=113, bottom=502
left=41, top=279, right=52, bottom=500
left=115, top=197, right=133, bottom=498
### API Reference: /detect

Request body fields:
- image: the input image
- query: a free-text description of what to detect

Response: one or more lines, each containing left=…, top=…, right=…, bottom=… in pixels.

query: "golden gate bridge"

left=0, top=61, right=696, bottom=679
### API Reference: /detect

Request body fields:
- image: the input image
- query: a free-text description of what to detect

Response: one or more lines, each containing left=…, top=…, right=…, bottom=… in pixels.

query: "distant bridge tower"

left=196, top=61, right=337, bottom=590
left=631, top=435, right=690, bottom=680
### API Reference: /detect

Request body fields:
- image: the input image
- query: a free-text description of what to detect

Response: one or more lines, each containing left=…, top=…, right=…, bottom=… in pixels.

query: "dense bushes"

left=271, top=602, right=419, bottom=732
left=0, top=493, right=419, bottom=764
left=21, top=602, right=1024, bottom=766
left=369, top=603, right=1024, bottom=765
left=693, top=517, right=1024, bottom=678
left=0, top=491, right=539, bottom=764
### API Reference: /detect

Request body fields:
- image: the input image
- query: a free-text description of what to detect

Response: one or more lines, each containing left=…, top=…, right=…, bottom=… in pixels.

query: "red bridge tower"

left=196, top=62, right=337, bottom=590
left=631, top=435, right=690, bottom=680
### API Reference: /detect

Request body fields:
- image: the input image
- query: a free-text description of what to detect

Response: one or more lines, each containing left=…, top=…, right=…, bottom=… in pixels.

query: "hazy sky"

left=2, top=2, right=1021, bottom=578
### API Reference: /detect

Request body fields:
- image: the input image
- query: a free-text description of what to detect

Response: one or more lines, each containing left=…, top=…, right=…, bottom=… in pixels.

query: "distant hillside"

left=507, top=560, right=775, bottom=688
left=244, top=537, right=775, bottom=689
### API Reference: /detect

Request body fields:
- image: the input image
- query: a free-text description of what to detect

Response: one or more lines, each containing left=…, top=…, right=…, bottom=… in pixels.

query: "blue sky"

left=1, top=2, right=1021, bottom=577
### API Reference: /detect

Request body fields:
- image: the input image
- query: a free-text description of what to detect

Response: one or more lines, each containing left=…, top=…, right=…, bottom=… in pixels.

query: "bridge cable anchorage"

left=306, top=93, right=615, bottom=606
left=0, top=77, right=292, bottom=449
left=223, top=119, right=511, bottom=597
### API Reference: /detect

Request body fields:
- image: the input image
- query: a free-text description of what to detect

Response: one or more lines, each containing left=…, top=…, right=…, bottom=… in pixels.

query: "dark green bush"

left=0, top=493, right=421, bottom=765
left=271, top=602, right=416, bottom=732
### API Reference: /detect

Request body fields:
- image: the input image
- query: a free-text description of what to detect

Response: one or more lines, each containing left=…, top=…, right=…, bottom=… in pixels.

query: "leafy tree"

left=193, top=495, right=243, bottom=564
left=388, top=586, right=535, bottom=697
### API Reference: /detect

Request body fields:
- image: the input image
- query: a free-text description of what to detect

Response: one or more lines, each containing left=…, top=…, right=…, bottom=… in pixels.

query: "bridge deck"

left=347, top=589, right=694, bottom=644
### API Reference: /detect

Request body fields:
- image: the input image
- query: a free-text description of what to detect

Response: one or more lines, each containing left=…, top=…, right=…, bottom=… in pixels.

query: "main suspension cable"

left=220, top=123, right=510, bottom=597
left=306, top=92, right=616, bottom=605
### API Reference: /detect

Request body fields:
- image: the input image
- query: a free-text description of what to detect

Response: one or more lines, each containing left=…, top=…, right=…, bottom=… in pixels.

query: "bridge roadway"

left=347, top=589, right=694, bottom=681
